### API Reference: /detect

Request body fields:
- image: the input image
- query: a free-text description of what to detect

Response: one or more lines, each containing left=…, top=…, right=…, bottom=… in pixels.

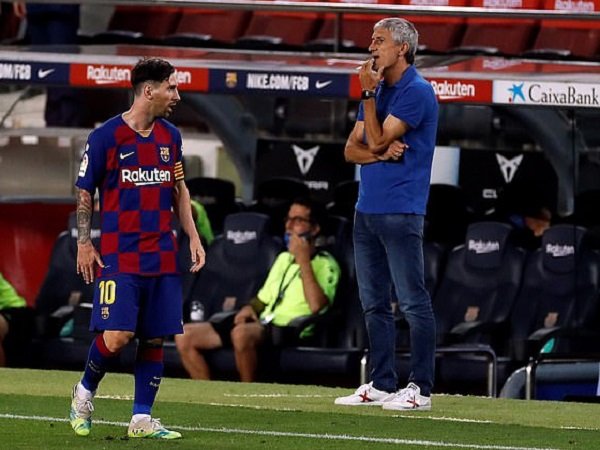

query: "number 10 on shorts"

left=99, top=280, right=116, bottom=305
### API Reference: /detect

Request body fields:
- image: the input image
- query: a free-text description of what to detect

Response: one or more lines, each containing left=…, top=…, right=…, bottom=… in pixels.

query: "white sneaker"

left=127, top=416, right=182, bottom=439
left=382, top=382, right=432, bottom=411
left=69, top=383, right=95, bottom=436
left=334, top=382, right=394, bottom=406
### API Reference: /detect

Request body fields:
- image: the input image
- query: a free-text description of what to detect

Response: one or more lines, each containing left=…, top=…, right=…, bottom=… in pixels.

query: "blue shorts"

left=90, top=274, right=183, bottom=338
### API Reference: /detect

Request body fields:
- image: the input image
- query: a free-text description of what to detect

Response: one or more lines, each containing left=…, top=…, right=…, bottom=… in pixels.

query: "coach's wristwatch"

left=361, top=90, right=376, bottom=100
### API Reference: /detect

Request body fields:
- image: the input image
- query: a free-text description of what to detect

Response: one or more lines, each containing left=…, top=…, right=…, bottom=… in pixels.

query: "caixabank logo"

left=493, top=80, right=600, bottom=108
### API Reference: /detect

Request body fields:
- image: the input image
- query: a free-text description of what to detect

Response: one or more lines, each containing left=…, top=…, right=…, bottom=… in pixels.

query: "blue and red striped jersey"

left=76, top=114, right=185, bottom=277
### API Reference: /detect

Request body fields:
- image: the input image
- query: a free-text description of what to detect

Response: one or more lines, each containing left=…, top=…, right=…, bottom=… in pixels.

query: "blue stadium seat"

left=508, top=224, right=600, bottom=363
left=388, top=222, right=527, bottom=396
left=180, top=212, right=283, bottom=380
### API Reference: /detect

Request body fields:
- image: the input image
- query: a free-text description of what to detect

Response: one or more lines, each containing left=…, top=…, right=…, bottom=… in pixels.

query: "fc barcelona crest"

left=226, top=72, right=238, bottom=89
left=160, top=146, right=170, bottom=163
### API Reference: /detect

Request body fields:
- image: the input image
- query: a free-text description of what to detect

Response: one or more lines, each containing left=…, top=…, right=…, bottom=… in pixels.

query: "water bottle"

left=190, top=301, right=204, bottom=322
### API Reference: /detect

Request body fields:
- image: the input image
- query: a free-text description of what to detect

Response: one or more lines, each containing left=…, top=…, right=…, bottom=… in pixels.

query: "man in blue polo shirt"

left=334, top=17, right=438, bottom=411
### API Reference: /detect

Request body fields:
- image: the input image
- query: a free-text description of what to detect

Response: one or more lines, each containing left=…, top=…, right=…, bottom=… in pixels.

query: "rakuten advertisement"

left=429, top=78, right=493, bottom=103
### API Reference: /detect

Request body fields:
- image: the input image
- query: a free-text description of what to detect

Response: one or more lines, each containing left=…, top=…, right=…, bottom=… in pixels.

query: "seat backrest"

left=107, top=6, right=181, bottom=39
left=425, top=184, right=473, bottom=246
left=239, top=4, right=322, bottom=47
left=433, top=222, right=527, bottom=345
left=35, top=211, right=101, bottom=333
left=184, top=212, right=283, bottom=321
left=509, top=224, right=600, bottom=360
left=457, top=0, right=542, bottom=55
left=327, top=180, right=358, bottom=222
left=573, top=189, right=600, bottom=249
left=310, top=0, right=394, bottom=50
left=316, top=214, right=351, bottom=262
left=173, top=8, right=251, bottom=44
left=33, top=216, right=89, bottom=335
left=397, top=0, right=469, bottom=52
left=531, top=0, right=600, bottom=58
left=186, top=176, right=239, bottom=235
left=424, top=241, right=446, bottom=298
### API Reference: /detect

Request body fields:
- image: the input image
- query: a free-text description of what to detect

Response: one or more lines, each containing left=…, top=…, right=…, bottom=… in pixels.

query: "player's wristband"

left=361, top=90, right=376, bottom=100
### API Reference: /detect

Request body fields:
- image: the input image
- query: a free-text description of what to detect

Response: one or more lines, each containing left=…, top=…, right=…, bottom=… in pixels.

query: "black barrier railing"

left=361, top=345, right=498, bottom=397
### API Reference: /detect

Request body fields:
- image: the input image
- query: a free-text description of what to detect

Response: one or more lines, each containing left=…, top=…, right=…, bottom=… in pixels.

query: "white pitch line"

left=224, top=393, right=333, bottom=398
left=206, top=402, right=298, bottom=411
left=0, top=413, right=559, bottom=450
left=560, top=425, right=600, bottom=432
left=392, top=414, right=492, bottom=424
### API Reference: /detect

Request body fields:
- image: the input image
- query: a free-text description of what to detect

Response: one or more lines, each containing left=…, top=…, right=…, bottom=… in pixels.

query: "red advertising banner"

left=69, top=63, right=208, bottom=91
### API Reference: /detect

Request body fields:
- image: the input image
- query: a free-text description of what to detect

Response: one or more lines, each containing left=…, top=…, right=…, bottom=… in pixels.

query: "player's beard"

left=161, top=103, right=177, bottom=118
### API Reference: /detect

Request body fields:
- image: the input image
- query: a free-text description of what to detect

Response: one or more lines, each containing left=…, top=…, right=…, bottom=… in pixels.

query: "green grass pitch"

left=0, top=368, right=598, bottom=449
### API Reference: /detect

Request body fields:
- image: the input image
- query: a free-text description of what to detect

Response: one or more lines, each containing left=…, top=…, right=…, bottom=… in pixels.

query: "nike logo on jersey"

left=120, top=151, right=135, bottom=160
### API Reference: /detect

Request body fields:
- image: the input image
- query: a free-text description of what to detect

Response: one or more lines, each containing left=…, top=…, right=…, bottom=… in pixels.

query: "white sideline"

left=0, top=413, right=560, bottom=450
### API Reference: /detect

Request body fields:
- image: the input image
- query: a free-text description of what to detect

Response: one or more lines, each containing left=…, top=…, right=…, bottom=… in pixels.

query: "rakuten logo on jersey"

left=429, top=78, right=493, bottom=103
left=121, top=168, right=171, bottom=186
left=70, top=64, right=131, bottom=87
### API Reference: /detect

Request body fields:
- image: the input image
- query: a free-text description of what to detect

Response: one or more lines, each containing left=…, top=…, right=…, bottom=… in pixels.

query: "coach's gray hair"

left=373, top=18, right=418, bottom=64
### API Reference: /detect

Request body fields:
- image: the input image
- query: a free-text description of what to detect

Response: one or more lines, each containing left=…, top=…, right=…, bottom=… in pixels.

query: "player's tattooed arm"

left=76, top=188, right=93, bottom=244
left=76, top=188, right=103, bottom=283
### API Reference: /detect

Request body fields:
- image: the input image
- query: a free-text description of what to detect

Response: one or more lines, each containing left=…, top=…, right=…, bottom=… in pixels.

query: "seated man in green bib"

left=0, top=272, right=28, bottom=367
left=176, top=197, right=340, bottom=382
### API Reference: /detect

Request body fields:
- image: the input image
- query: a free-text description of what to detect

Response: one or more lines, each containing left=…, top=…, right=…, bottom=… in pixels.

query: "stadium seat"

left=163, top=8, right=251, bottom=47
left=316, top=214, right=351, bottom=263
left=34, top=212, right=99, bottom=338
left=398, top=0, right=468, bottom=54
left=91, top=6, right=181, bottom=44
left=236, top=1, right=322, bottom=50
left=453, top=0, right=542, bottom=57
left=181, top=212, right=283, bottom=379
left=327, top=180, right=359, bottom=222
left=500, top=225, right=600, bottom=400
left=185, top=176, right=240, bottom=236
left=522, top=0, right=600, bottom=60
left=183, top=212, right=281, bottom=321
left=507, top=224, right=600, bottom=364
left=429, top=222, right=527, bottom=395
left=425, top=184, right=474, bottom=247
left=423, top=240, right=446, bottom=299
left=305, top=0, right=394, bottom=52
left=572, top=189, right=600, bottom=249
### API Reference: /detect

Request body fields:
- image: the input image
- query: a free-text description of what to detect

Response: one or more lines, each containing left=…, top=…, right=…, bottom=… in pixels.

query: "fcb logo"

left=160, top=146, right=170, bottom=163
left=226, top=72, right=238, bottom=89
left=101, top=306, right=109, bottom=320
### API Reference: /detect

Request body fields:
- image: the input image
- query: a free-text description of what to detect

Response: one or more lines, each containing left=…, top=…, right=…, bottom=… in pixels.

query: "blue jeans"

left=354, top=212, right=435, bottom=395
